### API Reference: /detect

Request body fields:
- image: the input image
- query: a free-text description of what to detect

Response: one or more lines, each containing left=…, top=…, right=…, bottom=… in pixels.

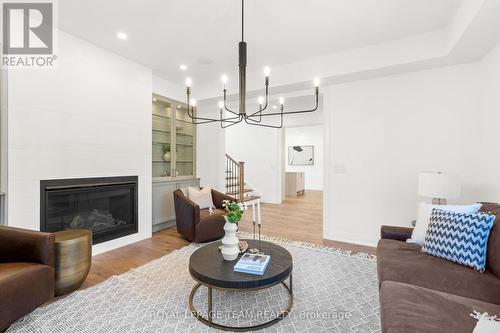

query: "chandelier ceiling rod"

left=184, top=0, right=320, bottom=128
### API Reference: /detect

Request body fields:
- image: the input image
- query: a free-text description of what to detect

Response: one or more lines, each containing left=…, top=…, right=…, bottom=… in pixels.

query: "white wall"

left=225, top=124, right=282, bottom=204
left=477, top=43, right=500, bottom=202
left=196, top=122, right=226, bottom=192
left=188, top=100, right=227, bottom=193
left=7, top=30, right=152, bottom=255
left=323, top=62, right=484, bottom=246
left=153, top=75, right=185, bottom=103
left=285, top=125, right=323, bottom=191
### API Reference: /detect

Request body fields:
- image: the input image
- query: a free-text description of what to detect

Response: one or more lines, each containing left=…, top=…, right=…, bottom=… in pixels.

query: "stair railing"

left=225, top=154, right=245, bottom=202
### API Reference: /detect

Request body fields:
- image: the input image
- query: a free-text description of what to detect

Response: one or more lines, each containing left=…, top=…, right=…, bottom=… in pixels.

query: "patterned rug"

left=7, top=234, right=380, bottom=333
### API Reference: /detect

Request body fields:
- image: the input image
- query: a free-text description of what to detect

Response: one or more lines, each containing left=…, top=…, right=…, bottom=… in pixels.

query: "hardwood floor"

left=239, top=190, right=324, bottom=244
left=239, top=190, right=376, bottom=255
left=82, top=190, right=375, bottom=290
left=81, top=228, right=189, bottom=289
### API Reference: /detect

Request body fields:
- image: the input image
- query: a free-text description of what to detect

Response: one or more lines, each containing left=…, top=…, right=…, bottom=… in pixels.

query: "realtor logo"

left=3, top=2, right=53, bottom=54
left=2, top=1, right=56, bottom=68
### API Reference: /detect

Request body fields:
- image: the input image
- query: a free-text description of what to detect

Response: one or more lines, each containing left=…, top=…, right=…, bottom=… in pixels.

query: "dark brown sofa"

left=377, top=202, right=500, bottom=333
left=0, top=226, right=55, bottom=331
left=173, top=188, right=234, bottom=243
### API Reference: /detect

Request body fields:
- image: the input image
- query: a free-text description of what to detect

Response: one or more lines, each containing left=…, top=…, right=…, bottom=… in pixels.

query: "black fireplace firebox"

left=40, top=176, right=138, bottom=245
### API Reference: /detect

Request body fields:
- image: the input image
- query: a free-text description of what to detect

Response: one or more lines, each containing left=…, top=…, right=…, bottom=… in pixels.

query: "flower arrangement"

left=222, top=200, right=246, bottom=224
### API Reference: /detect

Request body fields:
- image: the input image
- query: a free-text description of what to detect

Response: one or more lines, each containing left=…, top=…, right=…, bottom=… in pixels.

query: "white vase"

left=163, top=151, right=171, bottom=161
left=221, top=218, right=239, bottom=261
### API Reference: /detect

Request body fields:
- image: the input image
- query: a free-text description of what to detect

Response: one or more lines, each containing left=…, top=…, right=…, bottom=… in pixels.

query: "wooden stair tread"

left=226, top=188, right=253, bottom=196
left=242, top=195, right=260, bottom=202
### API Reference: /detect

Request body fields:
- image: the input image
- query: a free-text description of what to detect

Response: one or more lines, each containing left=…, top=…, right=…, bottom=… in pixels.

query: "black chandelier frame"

left=185, top=0, right=319, bottom=129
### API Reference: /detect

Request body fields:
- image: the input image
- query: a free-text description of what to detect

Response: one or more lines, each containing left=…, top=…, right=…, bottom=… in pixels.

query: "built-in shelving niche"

left=152, top=94, right=196, bottom=179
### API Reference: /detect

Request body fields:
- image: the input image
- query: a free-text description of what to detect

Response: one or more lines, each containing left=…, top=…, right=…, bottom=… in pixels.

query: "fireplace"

left=40, top=176, right=138, bottom=245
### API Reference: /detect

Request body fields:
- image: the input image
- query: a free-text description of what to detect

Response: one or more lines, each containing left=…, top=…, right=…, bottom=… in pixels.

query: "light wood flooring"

left=239, top=190, right=323, bottom=243
left=81, top=190, right=375, bottom=290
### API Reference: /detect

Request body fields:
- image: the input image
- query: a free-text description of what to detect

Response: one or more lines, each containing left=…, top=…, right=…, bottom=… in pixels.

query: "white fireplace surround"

left=6, top=29, right=153, bottom=255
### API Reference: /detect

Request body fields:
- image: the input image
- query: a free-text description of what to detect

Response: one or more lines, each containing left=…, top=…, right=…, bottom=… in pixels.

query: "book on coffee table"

left=234, top=253, right=271, bottom=275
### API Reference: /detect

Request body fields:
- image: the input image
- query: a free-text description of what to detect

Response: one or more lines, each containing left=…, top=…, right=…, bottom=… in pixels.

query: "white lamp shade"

left=418, top=172, right=461, bottom=199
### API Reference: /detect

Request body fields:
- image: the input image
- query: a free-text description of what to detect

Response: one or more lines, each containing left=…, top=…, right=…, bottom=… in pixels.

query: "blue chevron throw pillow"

left=422, top=209, right=496, bottom=272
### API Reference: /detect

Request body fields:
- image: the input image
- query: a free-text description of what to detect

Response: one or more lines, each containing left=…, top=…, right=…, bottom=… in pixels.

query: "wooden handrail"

left=225, top=154, right=245, bottom=202
left=225, top=153, right=239, bottom=165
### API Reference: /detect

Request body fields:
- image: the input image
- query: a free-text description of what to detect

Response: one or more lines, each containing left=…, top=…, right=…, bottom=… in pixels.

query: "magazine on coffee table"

left=234, top=253, right=271, bottom=275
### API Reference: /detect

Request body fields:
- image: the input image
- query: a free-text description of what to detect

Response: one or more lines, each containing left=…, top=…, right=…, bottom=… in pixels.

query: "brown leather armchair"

left=174, top=188, right=234, bottom=242
left=0, top=226, right=55, bottom=331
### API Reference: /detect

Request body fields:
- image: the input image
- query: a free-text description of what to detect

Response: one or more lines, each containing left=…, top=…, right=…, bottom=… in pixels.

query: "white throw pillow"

left=472, top=312, right=500, bottom=333
left=187, top=187, right=214, bottom=209
left=408, top=202, right=482, bottom=245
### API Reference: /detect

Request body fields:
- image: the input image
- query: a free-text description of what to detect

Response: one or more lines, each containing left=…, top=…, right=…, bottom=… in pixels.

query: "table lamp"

left=418, top=171, right=461, bottom=205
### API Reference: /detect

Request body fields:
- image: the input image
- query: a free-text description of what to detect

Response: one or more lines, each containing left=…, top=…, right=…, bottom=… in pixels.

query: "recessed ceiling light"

left=117, top=32, right=128, bottom=40
left=179, top=64, right=188, bottom=71
left=176, top=105, right=181, bottom=109
left=153, top=98, right=157, bottom=102
left=272, top=105, right=277, bottom=109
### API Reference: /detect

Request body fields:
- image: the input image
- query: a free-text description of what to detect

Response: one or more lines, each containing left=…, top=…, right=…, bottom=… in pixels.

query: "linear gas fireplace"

left=40, top=176, right=138, bottom=245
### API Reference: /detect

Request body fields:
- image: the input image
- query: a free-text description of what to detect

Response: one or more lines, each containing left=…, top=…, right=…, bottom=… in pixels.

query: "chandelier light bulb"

left=279, top=97, right=284, bottom=105
left=258, top=96, right=264, bottom=105
left=190, top=99, right=196, bottom=106
left=221, top=74, right=228, bottom=85
left=263, top=66, right=271, bottom=77
left=314, top=77, right=320, bottom=87
left=218, top=101, right=224, bottom=109
left=185, top=77, right=192, bottom=87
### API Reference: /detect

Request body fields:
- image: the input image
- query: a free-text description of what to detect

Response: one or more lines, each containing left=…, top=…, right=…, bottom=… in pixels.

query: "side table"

left=54, top=229, right=92, bottom=296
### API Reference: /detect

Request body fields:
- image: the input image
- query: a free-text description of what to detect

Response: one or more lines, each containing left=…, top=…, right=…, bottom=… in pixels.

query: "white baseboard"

left=323, top=231, right=379, bottom=248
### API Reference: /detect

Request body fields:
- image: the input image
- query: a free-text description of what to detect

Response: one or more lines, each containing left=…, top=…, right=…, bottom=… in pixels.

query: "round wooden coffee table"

left=188, top=239, right=293, bottom=332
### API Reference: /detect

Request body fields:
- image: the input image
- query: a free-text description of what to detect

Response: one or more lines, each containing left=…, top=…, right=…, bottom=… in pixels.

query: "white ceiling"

left=57, top=0, right=461, bottom=85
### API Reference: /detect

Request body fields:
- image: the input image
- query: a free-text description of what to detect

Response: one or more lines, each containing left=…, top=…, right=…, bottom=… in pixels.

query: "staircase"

left=225, top=154, right=260, bottom=203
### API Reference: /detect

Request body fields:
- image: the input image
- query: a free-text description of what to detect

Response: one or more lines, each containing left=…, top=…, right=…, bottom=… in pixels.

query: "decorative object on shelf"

left=418, top=171, right=461, bottom=205
left=220, top=200, right=246, bottom=261
left=288, top=145, right=314, bottom=166
left=183, top=0, right=320, bottom=129
left=161, top=170, right=169, bottom=177
left=161, top=143, right=171, bottom=161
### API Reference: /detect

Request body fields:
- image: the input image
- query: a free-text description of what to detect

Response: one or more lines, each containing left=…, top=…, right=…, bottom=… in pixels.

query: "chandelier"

left=184, top=0, right=319, bottom=129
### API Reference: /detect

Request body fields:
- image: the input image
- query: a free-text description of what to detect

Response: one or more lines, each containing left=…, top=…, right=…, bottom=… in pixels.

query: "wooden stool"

left=54, top=229, right=92, bottom=296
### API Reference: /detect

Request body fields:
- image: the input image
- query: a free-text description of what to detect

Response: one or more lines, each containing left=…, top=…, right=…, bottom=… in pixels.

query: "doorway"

left=280, top=125, right=324, bottom=242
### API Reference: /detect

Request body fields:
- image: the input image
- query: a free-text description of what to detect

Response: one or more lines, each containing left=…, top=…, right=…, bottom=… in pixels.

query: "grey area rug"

left=8, top=234, right=380, bottom=333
